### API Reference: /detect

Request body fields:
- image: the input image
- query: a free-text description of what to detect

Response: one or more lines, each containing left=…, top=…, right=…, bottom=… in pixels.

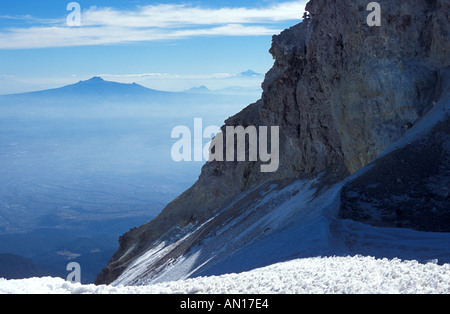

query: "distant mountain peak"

left=77, top=76, right=112, bottom=85
left=78, top=77, right=142, bottom=89
left=72, top=76, right=149, bottom=90
left=0, top=76, right=167, bottom=99
left=85, top=76, right=105, bottom=82
left=186, top=86, right=211, bottom=93
left=238, top=70, right=263, bottom=77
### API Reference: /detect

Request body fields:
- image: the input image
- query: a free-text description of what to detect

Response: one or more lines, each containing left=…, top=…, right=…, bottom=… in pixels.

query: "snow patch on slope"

left=113, top=171, right=450, bottom=286
left=112, top=179, right=328, bottom=285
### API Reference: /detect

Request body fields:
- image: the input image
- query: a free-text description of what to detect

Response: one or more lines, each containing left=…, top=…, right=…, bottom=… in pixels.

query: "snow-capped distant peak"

left=238, top=70, right=263, bottom=77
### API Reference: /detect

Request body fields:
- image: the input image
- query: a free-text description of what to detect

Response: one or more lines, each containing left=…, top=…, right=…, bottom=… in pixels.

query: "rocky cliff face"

left=96, top=0, right=449, bottom=285
left=339, top=69, right=450, bottom=232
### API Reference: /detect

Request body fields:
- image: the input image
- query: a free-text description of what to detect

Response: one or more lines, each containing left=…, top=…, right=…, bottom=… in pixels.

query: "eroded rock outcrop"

left=96, top=0, right=449, bottom=285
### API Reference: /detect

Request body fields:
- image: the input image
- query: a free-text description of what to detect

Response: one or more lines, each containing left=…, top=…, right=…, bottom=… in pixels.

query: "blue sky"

left=0, top=1, right=306, bottom=93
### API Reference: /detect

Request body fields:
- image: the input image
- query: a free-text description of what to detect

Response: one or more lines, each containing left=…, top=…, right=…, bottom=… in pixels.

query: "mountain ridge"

left=95, top=0, right=450, bottom=285
left=0, top=76, right=261, bottom=108
left=0, top=254, right=47, bottom=280
left=102, top=90, right=449, bottom=286
left=0, top=77, right=167, bottom=99
left=0, top=72, right=264, bottom=98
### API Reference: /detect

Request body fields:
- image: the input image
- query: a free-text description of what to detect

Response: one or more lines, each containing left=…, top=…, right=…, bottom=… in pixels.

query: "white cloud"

left=0, top=1, right=307, bottom=49
left=0, top=24, right=283, bottom=49
left=97, top=72, right=237, bottom=80
left=0, top=74, right=15, bottom=79
left=82, top=2, right=307, bottom=27
left=0, top=14, right=33, bottom=20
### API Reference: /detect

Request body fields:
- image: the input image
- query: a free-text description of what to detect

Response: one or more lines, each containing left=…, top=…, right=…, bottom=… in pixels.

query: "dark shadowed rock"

left=340, top=116, right=450, bottom=232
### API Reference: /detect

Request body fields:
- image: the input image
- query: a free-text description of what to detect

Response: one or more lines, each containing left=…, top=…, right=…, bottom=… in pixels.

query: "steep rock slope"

left=96, top=0, right=449, bottom=285
left=105, top=92, right=449, bottom=286
left=0, top=254, right=47, bottom=280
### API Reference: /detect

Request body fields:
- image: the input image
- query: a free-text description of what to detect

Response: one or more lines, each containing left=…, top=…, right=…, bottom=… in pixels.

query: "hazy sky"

left=0, top=1, right=306, bottom=93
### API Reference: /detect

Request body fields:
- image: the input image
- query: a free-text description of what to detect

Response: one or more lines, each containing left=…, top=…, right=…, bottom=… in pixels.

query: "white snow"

left=0, top=256, right=448, bottom=294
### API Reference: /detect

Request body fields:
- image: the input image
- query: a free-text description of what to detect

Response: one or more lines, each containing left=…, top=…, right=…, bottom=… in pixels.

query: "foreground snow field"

left=1, top=255, right=449, bottom=294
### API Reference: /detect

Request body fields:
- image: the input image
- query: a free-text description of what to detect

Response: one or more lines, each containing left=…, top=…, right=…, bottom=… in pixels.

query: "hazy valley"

left=0, top=77, right=259, bottom=282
